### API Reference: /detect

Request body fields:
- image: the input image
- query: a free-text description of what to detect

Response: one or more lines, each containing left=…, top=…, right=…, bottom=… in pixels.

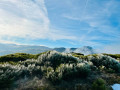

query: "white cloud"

left=0, top=0, right=49, bottom=39
left=0, top=39, right=19, bottom=45
left=63, top=0, right=116, bottom=28
left=62, top=0, right=120, bottom=47
left=0, top=0, right=76, bottom=44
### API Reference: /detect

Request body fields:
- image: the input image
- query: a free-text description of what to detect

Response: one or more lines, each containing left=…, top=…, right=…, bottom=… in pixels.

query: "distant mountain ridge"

left=0, top=43, right=96, bottom=56
left=54, top=46, right=96, bottom=55
left=0, top=43, right=52, bottom=56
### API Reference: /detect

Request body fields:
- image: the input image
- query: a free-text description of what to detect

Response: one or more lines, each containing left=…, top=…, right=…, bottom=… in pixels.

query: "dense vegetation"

left=0, top=51, right=120, bottom=90
left=103, top=53, right=120, bottom=60
left=0, top=52, right=46, bottom=62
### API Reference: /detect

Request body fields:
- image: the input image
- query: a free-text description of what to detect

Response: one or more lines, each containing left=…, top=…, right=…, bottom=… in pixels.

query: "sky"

left=0, top=0, right=120, bottom=53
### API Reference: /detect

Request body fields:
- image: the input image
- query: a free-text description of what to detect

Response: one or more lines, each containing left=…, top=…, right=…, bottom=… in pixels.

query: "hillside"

left=0, top=51, right=120, bottom=90
left=0, top=43, right=51, bottom=56
left=54, top=46, right=96, bottom=55
left=0, top=43, right=96, bottom=56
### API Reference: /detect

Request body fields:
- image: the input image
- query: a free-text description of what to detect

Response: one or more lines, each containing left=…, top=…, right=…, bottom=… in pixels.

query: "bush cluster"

left=48, top=63, right=91, bottom=84
left=89, top=54, right=120, bottom=72
left=92, top=78, right=107, bottom=90
left=0, top=51, right=120, bottom=89
left=0, top=51, right=91, bottom=88
left=0, top=52, right=47, bottom=62
left=0, top=53, right=36, bottom=62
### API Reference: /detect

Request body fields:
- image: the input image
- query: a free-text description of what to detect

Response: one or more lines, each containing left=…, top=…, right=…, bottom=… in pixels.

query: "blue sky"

left=0, top=0, right=120, bottom=52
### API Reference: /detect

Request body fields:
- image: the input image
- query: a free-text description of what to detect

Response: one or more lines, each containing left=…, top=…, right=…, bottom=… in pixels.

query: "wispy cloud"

left=62, top=0, right=120, bottom=47
left=0, top=0, right=49, bottom=39
left=0, top=0, right=120, bottom=53
left=0, top=0, right=76, bottom=44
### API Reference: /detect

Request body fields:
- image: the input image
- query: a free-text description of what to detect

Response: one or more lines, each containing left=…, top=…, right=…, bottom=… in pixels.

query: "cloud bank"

left=0, top=0, right=76, bottom=44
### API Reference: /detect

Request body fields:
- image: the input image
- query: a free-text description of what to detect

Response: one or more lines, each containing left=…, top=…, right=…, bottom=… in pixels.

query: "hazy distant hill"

left=0, top=43, right=96, bottom=56
left=54, top=46, right=96, bottom=55
left=0, top=43, right=51, bottom=56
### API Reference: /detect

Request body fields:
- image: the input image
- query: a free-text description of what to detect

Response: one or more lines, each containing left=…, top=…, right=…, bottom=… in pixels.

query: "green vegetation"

left=71, top=52, right=84, bottom=58
left=0, top=52, right=47, bottom=62
left=0, top=53, right=35, bottom=62
left=103, top=53, right=120, bottom=59
left=90, top=54, right=120, bottom=72
left=92, top=78, right=107, bottom=90
left=0, top=51, right=120, bottom=89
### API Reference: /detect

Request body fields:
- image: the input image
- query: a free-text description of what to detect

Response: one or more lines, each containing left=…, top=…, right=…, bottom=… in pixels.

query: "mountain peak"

left=83, top=46, right=93, bottom=49
left=53, top=46, right=96, bottom=55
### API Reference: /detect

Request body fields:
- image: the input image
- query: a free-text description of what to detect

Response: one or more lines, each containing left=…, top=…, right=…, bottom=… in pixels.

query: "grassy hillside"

left=0, top=51, right=120, bottom=90
left=0, top=52, right=47, bottom=62
left=103, top=53, right=120, bottom=60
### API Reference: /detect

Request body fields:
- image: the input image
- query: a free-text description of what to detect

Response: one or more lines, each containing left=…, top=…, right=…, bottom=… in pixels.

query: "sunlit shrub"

left=48, top=63, right=91, bottom=84
left=37, top=51, right=78, bottom=69
left=89, top=54, right=120, bottom=72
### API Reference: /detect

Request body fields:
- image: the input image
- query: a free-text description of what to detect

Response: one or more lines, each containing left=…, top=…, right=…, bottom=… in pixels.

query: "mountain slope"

left=0, top=43, right=96, bottom=56
left=54, top=46, right=96, bottom=55
left=0, top=43, right=51, bottom=56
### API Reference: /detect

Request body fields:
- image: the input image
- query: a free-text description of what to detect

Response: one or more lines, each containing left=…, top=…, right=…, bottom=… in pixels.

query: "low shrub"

left=0, top=53, right=36, bottom=62
left=48, top=63, right=91, bottom=84
left=37, top=51, right=78, bottom=69
left=89, top=54, right=120, bottom=72
left=92, top=78, right=107, bottom=90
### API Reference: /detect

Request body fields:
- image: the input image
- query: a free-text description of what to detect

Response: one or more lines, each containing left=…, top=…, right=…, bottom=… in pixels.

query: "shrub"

left=0, top=63, right=43, bottom=88
left=37, top=51, right=78, bottom=69
left=0, top=52, right=48, bottom=62
left=48, top=63, right=91, bottom=83
left=0, top=51, right=79, bottom=88
left=89, top=54, right=120, bottom=72
left=92, top=78, right=107, bottom=90
left=0, top=53, right=36, bottom=62
left=103, top=53, right=120, bottom=59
